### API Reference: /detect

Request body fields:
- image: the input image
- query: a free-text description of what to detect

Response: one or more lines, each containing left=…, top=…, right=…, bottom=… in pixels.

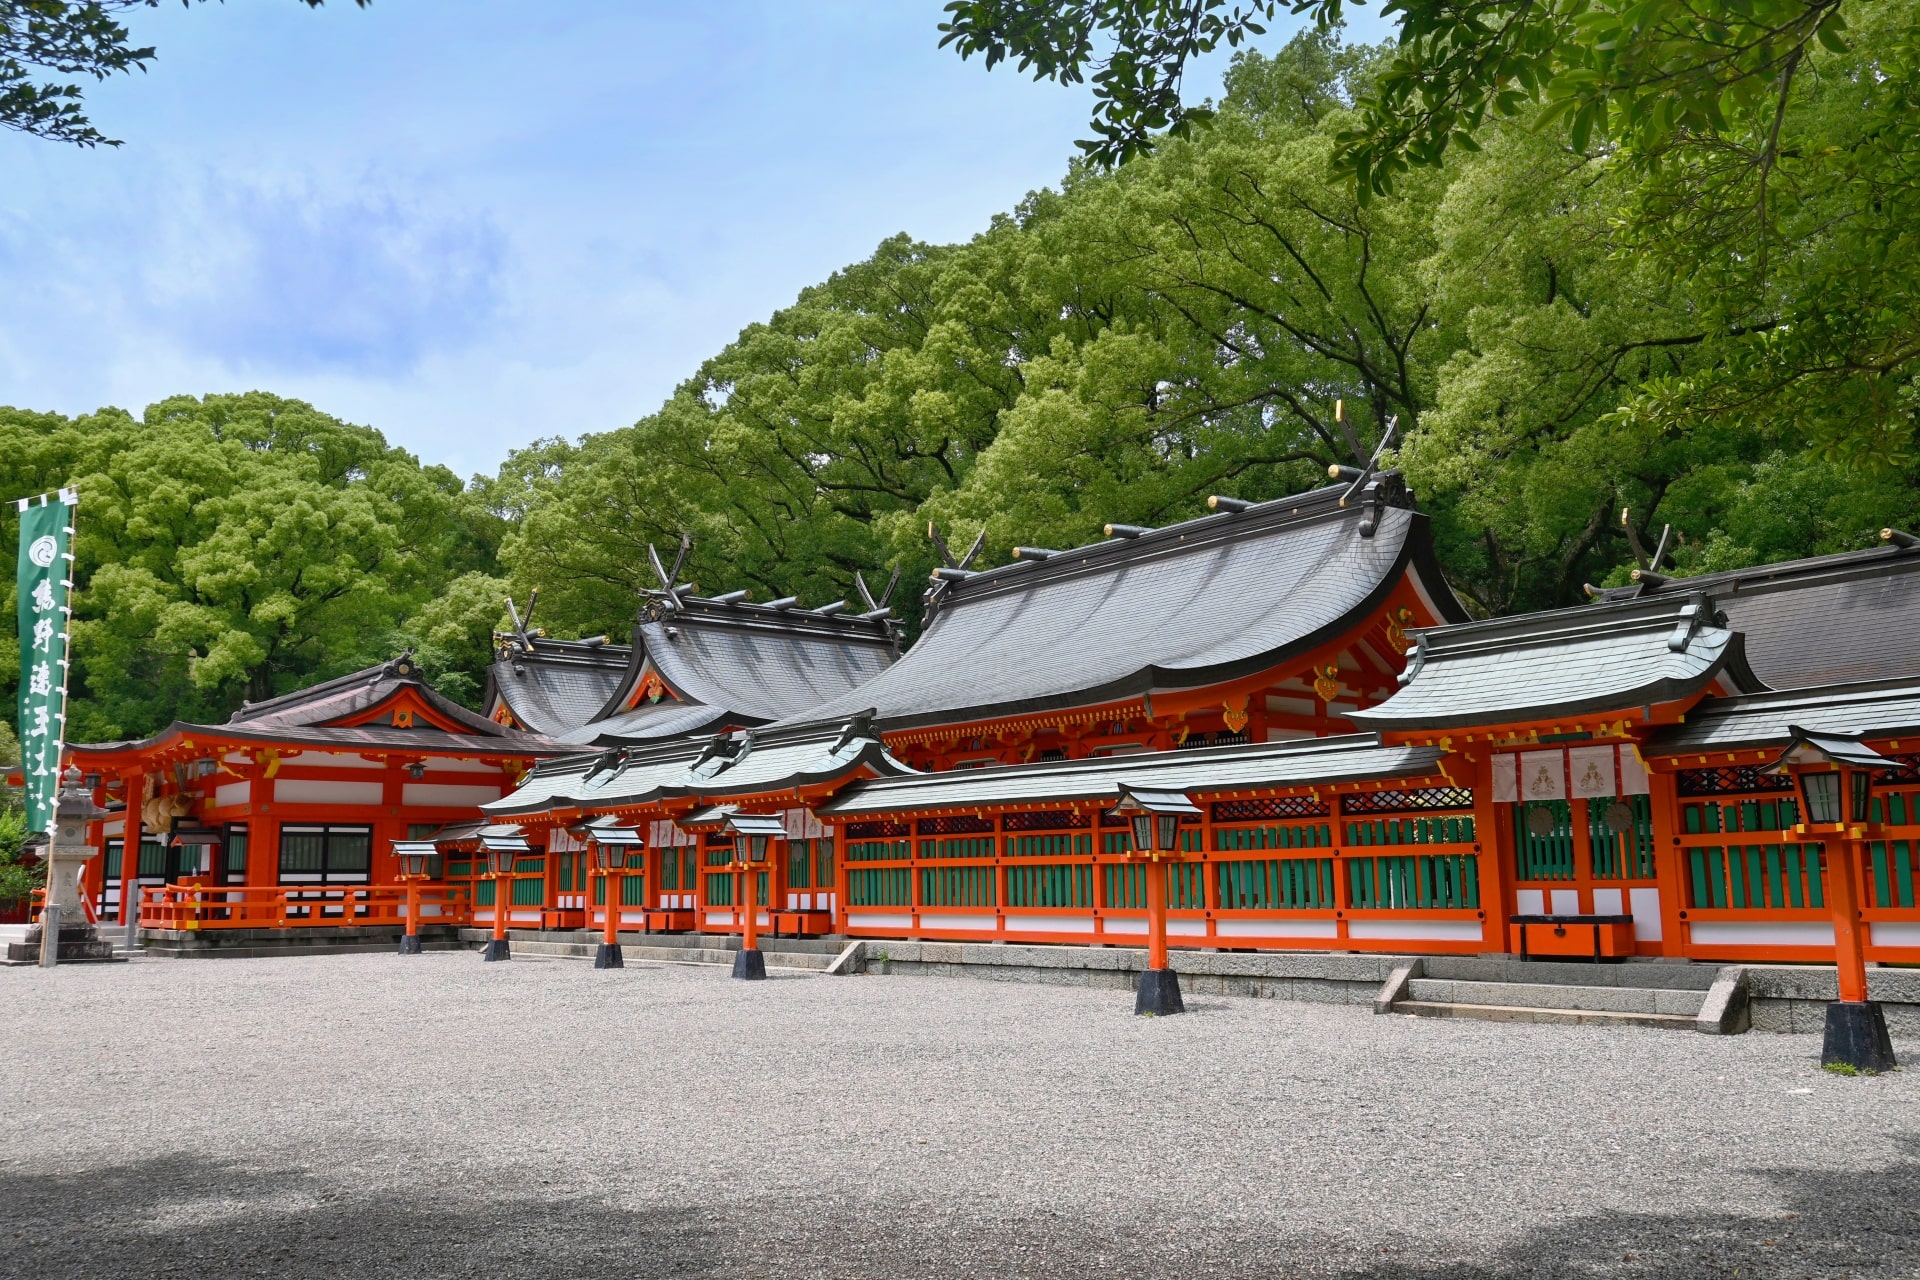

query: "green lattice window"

left=1217, top=856, right=1336, bottom=909
left=1682, top=797, right=1800, bottom=835
left=1345, top=815, right=1475, bottom=846
left=1589, top=793, right=1656, bottom=879
left=1005, top=863, right=1092, bottom=908
left=1007, top=833, right=1091, bottom=858
left=1514, top=801, right=1574, bottom=881
left=1687, top=845, right=1823, bottom=910
left=919, top=836, right=994, bottom=860
left=1102, top=862, right=1205, bottom=910
left=846, top=839, right=908, bottom=862
left=278, top=826, right=372, bottom=884
left=848, top=867, right=910, bottom=906
left=1348, top=854, right=1479, bottom=909
left=920, top=866, right=996, bottom=907
left=1215, top=822, right=1332, bottom=852
left=1867, top=841, right=1917, bottom=908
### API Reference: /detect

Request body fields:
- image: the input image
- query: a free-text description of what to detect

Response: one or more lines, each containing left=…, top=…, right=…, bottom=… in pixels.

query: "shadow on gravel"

left=2, top=1138, right=1916, bottom=1279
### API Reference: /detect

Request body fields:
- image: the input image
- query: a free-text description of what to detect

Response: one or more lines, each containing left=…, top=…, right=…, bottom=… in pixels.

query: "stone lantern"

left=10, top=767, right=117, bottom=966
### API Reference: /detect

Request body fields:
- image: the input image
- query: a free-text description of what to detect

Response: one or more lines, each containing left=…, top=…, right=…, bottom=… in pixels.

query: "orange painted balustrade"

left=137, top=883, right=473, bottom=931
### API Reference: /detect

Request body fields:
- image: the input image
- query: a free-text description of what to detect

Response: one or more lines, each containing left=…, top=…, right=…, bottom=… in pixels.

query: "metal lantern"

left=725, top=813, right=787, bottom=864
left=1763, top=725, right=1894, bottom=828
left=480, top=827, right=528, bottom=877
left=392, top=840, right=438, bottom=878
left=573, top=816, right=642, bottom=872
left=1111, top=787, right=1201, bottom=857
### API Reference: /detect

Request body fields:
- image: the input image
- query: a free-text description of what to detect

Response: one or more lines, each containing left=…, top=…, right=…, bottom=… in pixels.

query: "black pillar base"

left=732, top=947, right=766, bottom=981
left=594, top=942, right=625, bottom=969
left=397, top=933, right=423, bottom=956
left=1823, top=1001, right=1897, bottom=1073
left=481, top=938, right=511, bottom=962
left=1135, top=967, right=1185, bottom=1016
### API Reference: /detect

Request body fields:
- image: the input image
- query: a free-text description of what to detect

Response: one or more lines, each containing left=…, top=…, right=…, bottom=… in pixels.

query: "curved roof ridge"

left=767, top=479, right=1461, bottom=734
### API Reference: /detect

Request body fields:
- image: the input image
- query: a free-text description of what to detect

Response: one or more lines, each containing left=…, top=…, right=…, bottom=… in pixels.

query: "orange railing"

left=138, top=883, right=473, bottom=931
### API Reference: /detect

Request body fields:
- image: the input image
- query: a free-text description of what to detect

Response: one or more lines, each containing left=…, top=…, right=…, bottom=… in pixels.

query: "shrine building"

left=49, top=469, right=1920, bottom=972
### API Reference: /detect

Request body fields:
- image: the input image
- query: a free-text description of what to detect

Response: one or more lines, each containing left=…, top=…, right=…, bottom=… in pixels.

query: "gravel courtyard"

left=2, top=953, right=1915, bottom=1279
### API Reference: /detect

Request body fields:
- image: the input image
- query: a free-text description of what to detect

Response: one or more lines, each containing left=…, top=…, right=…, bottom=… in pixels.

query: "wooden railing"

left=138, top=883, right=473, bottom=931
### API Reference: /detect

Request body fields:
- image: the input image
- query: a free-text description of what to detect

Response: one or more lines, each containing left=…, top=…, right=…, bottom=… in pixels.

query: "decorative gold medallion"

left=1222, top=695, right=1249, bottom=733
left=1385, top=606, right=1415, bottom=655
left=1312, top=663, right=1341, bottom=703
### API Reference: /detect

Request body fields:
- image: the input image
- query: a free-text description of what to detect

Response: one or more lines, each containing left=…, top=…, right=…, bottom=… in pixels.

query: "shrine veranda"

left=47, top=475, right=1920, bottom=980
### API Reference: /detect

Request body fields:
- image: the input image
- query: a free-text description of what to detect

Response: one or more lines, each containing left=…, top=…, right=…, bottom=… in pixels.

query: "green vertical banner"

left=15, top=489, right=77, bottom=833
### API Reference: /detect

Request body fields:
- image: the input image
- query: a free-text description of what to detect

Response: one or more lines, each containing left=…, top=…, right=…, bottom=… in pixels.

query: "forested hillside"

left=6, top=19, right=1917, bottom=740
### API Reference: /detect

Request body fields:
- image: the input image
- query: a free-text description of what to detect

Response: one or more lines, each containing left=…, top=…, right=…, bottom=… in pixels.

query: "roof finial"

left=1336, top=415, right=1397, bottom=508
left=928, top=523, right=986, bottom=571
left=503, top=588, right=541, bottom=650
left=647, top=533, right=693, bottom=595
left=1621, top=507, right=1671, bottom=574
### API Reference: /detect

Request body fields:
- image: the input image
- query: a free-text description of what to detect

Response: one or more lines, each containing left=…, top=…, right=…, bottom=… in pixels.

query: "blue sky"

left=0, top=1, right=1392, bottom=479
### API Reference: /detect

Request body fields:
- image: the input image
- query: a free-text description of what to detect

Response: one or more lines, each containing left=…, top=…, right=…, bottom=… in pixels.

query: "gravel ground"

left=1, top=953, right=1916, bottom=1280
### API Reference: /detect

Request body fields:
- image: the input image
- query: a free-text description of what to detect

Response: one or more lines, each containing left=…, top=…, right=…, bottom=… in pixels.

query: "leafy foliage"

left=1, top=393, right=503, bottom=739
left=2, top=0, right=365, bottom=147
left=498, top=21, right=1918, bottom=633
left=939, top=1, right=1286, bottom=165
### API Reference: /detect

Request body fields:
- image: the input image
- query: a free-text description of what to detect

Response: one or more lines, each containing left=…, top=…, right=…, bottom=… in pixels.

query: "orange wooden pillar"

left=1646, top=764, right=1690, bottom=958
left=1144, top=856, right=1170, bottom=971
left=1825, top=838, right=1871, bottom=1004
left=119, top=771, right=147, bottom=929
left=1465, top=751, right=1510, bottom=954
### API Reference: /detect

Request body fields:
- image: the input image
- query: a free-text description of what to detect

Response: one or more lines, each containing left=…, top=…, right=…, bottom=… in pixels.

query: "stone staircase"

left=460, top=928, right=846, bottom=973
left=1375, top=957, right=1749, bottom=1033
left=1, top=920, right=143, bottom=963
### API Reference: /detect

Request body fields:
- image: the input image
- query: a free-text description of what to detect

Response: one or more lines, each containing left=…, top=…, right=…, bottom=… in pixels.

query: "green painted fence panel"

left=847, top=867, right=911, bottom=907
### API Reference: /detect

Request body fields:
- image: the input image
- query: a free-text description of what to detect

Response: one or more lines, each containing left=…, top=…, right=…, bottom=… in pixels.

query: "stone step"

left=500, top=938, right=826, bottom=972
left=1406, top=977, right=1708, bottom=1017
left=1421, top=956, right=1718, bottom=991
left=1394, top=1000, right=1700, bottom=1031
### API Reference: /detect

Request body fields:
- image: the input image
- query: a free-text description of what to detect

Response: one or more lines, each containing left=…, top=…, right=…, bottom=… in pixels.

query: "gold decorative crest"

left=1385, top=606, right=1415, bottom=655
left=1222, top=695, right=1249, bottom=733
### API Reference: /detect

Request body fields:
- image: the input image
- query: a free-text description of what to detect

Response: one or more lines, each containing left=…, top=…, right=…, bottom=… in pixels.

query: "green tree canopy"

left=498, top=21, right=1918, bottom=636
left=1, top=392, right=503, bottom=740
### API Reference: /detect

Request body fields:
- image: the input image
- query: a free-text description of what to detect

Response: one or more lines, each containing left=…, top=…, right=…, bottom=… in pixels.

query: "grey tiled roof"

left=555, top=701, right=727, bottom=746
left=69, top=655, right=571, bottom=757
left=484, top=717, right=915, bottom=817
left=226, top=656, right=510, bottom=737
left=818, top=734, right=1445, bottom=817
left=640, top=604, right=898, bottom=724
left=1596, top=543, right=1920, bottom=689
left=484, top=636, right=632, bottom=736
left=1352, top=594, right=1762, bottom=731
left=775, top=475, right=1462, bottom=732
left=1647, top=678, right=1920, bottom=753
